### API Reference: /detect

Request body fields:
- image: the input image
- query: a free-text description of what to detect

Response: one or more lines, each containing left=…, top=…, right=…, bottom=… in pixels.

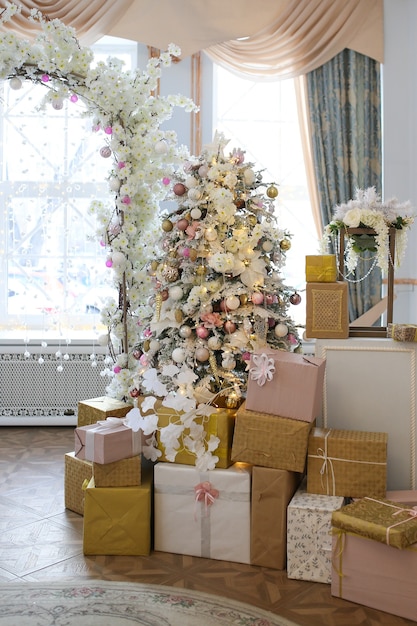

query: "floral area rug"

left=0, top=580, right=299, bottom=626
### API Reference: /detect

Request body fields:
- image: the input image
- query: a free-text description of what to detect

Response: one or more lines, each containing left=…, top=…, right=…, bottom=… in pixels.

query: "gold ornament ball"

left=247, top=215, right=258, bottom=227
left=162, top=219, right=173, bottom=232
left=280, top=238, right=291, bottom=251
left=196, top=264, right=207, bottom=276
left=266, top=185, right=279, bottom=198
left=143, top=339, right=150, bottom=352
left=239, top=293, right=248, bottom=305
left=189, top=248, right=198, bottom=262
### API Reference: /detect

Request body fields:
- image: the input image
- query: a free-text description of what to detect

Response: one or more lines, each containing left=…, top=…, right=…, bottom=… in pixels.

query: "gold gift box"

left=231, top=402, right=313, bottom=473
left=83, top=472, right=152, bottom=555
left=305, top=254, right=337, bottom=282
left=251, top=466, right=302, bottom=569
left=64, top=451, right=92, bottom=516
left=77, top=396, right=132, bottom=427
left=387, top=323, right=417, bottom=342
left=307, top=427, right=387, bottom=498
left=306, top=281, right=349, bottom=339
left=155, top=406, right=236, bottom=469
left=93, top=454, right=141, bottom=487
left=332, top=497, right=417, bottom=549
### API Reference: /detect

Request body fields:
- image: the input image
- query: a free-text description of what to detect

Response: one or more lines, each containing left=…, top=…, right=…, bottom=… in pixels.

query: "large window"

left=213, top=65, right=320, bottom=325
left=0, top=37, right=137, bottom=339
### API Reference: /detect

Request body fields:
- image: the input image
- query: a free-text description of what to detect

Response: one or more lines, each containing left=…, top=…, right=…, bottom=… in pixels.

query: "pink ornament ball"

left=180, top=246, right=190, bottom=258
left=224, top=320, right=236, bottom=334
left=104, top=126, right=113, bottom=134
left=176, top=218, right=189, bottom=231
left=162, top=177, right=170, bottom=185
left=122, top=195, right=131, bottom=205
left=100, top=146, right=112, bottom=158
left=196, top=326, right=209, bottom=339
left=242, top=351, right=251, bottom=362
left=265, top=294, right=274, bottom=305
left=70, top=94, right=78, bottom=103
left=113, top=365, right=122, bottom=374
left=132, top=350, right=142, bottom=360
left=118, top=161, right=126, bottom=169
left=105, top=259, right=113, bottom=267
left=251, top=292, right=264, bottom=305
left=41, top=74, right=50, bottom=83
left=139, top=354, right=149, bottom=366
left=173, top=183, right=186, bottom=196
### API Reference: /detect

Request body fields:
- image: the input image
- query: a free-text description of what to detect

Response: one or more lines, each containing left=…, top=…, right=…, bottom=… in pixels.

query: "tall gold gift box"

left=306, top=281, right=349, bottom=339
left=305, top=254, right=337, bottom=282
left=77, top=396, right=132, bottom=427
left=93, top=455, right=141, bottom=487
left=64, top=452, right=92, bottom=515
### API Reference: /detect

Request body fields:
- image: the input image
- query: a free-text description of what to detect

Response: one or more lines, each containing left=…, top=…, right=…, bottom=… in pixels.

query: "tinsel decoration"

left=209, top=353, right=220, bottom=384
left=253, top=316, right=268, bottom=346
left=155, top=292, right=163, bottom=322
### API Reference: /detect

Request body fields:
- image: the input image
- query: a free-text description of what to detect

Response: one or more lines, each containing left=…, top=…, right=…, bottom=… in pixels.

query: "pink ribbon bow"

left=194, top=481, right=219, bottom=516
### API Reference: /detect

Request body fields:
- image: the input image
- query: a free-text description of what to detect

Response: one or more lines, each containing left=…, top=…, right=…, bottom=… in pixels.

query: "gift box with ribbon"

left=83, top=471, right=152, bottom=556
left=92, top=454, right=141, bottom=487
left=287, top=480, right=345, bottom=583
left=154, top=462, right=251, bottom=564
left=331, top=530, right=417, bottom=620
left=74, top=417, right=142, bottom=464
left=232, top=402, right=313, bottom=473
left=77, top=396, right=132, bottom=427
left=306, top=427, right=387, bottom=498
left=64, top=451, right=92, bottom=516
left=251, top=466, right=302, bottom=569
left=305, top=254, right=337, bottom=282
left=246, top=349, right=326, bottom=421
left=332, top=496, right=417, bottom=549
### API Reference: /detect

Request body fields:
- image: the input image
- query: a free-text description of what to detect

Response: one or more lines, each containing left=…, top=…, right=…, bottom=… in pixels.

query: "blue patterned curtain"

left=306, top=49, right=382, bottom=322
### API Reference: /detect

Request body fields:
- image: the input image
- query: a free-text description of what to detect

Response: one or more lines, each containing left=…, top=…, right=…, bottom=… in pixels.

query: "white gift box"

left=154, top=462, right=251, bottom=564
left=287, top=481, right=344, bottom=583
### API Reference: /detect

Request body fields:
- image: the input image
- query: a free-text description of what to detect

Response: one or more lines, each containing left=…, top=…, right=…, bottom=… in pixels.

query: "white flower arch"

left=0, top=4, right=196, bottom=400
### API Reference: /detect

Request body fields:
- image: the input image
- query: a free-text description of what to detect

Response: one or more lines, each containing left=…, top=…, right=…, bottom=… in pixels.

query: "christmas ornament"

left=262, top=240, right=274, bottom=252
left=188, top=188, right=202, bottom=202
left=224, top=321, right=236, bottom=334
left=225, top=295, right=240, bottom=310
left=195, top=346, right=210, bottom=361
left=154, top=139, right=168, bottom=154
left=174, top=309, right=183, bottom=323
left=208, top=336, right=222, bottom=350
left=176, top=218, right=189, bottom=231
left=109, top=177, right=121, bottom=191
left=149, top=339, right=160, bottom=351
left=251, top=292, right=264, bottom=305
left=9, top=77, right=22, bottom=90
left=189, top=249, right=198, bottom=261
left=169, top=286, right=183, bottom=300
left=172, top=347, right=186, bottom=363
left=290, top=292, right=302, bottom=305
left=162, top=219, right=173, bottom=232
left=155, top=293, right=162, bottom=321
left=52, top=98, right=64, bottom=110
left=280, top=238, right=291, bottom=251
left=132, top=350, right=142, bottom=360
left=204, top=227, right=217, bottom=241
left=196, top=326, right=209, bottom=339
left=274, top=323, right=288, bottom=337
left=266, top=185, right=279, bottom=198
left=173, top=182, right=186, bottom=196
left=190, top=208, right=202, bottom=219
left=179, top=325, right=192, bottom=338
left=100, top=146, right=112, bottom=158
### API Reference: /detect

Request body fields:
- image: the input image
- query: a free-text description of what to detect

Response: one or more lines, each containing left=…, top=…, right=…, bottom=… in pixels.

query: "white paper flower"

left=141, top=368, right=168, bottom=396
left=249, top=353, right=276, bottom=386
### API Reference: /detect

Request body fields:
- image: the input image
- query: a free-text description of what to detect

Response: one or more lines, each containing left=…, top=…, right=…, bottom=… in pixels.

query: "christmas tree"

left=124, top=133, right=302, bottom=469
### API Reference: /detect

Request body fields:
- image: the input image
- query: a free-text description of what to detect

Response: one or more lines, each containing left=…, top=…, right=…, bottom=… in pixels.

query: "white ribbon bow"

left=249, top=353, right=276, bottom=386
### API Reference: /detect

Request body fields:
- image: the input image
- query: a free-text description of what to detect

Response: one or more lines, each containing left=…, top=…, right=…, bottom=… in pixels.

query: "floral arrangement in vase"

left=322, top=187, right=414, bottom=275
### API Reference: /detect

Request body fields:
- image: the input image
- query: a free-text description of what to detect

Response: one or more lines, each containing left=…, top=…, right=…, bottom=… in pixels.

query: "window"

left=212, top=64, right=320, bottom=325
left=0, top=37, right=137, bottom=339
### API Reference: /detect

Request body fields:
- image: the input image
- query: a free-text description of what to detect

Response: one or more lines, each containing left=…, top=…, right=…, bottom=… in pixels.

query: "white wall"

left=384, top=0, right=417, bottom=322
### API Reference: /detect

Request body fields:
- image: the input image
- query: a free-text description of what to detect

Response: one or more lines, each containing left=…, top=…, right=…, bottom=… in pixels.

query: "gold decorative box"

left=93, top=455, right=141, bottom=487
left=306, top=281, right=349, bottom=339
left=64, top=451, right=93, bottom=516
left=387, top=323, right=417, bottom=342
left=77, top=396, right=132, bottom=427
left=305, top=254, right=337, bottom=282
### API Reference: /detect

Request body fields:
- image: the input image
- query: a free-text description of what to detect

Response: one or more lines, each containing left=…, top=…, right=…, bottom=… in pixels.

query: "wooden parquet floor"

left=0, top=426, right=415, bottom=626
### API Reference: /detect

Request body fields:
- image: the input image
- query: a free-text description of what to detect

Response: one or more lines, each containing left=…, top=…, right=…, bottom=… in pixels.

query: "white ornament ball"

left=262, top=240, right=274, bottom=252
left=274, top=323, right=289, bottom=337
left=10, top=77, right=22, bottom=90
left=188, top=188, right=202, bottom=202
left=225, top=295, right=240, bottom=311
left=244, top=168, right=256, bottom=184
left=179, top=325, right=192, bottom=338
left=111, top=251, right=125, bottom=267
left=97, top=333, right=109, bottom=346
left=52, top=98, right=64, bottom=110
left=195, top=346, right=210, bottom=362
left=190, top=208, right=202, bottom=219
left=169, top=286, right=183, bottom=301
left=200, top=302, right=213, bottom=315
left=204, top=228, right=217, bottom=242
left=109, top=177, right=121, bottom=191
left=207, top=336, right=222, bottom=350
left=172, top=348, right=186, bottom=363
left=222, top=358, right=236, bottom=370
left=185, top=175, right=198, bottom=188
left=149, top=339, right=160, bottom=352
left=154, top=140, right=168, bottom=154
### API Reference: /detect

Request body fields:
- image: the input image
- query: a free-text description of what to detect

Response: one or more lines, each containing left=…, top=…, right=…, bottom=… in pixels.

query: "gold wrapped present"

left=332, top=496, right=417, bottom=549
left=306, top=281, right=349, bottom=339
left=305, top=254, right=337, bottom=282
left=64, top=452, right=92, bottom=516
left=387, top=323, right=417, bottom=342
left=83, top=472, right=152, bottom=555
left=231, top=402, right=313, bottom=473
left=156, top=406, right=236, bottom=469
left=307, top=427, right=387, bottom=498
left=77, top=396, right=132, bottom=427
left=93, top=454, right=141, bottom=487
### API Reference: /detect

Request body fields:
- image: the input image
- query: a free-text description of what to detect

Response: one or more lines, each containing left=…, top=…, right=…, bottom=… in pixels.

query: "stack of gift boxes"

left=62, top=256, right=417, bottom=620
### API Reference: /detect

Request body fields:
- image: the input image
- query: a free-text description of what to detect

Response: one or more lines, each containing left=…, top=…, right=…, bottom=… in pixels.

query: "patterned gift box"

left=93, top=454, right=141, bottom=487
left=83, top=471, right=152, bottom=555
left=251, top=466, right=302, bottom=569
left=154, top=462, right=251, bottom=564
left=305, top=254, right=337, bottom=282
left=231, top=402, right=313, bottom=473
left=306, top=427, right=387, bottom=498
left=387, top=323, right=417, bottom=342
left=332, top=496, right=417, bottom=549
left=331, top=531, right=417, bottom=621
left=306, top=281, right=349, bottom=339
left=64, top=451, right=92, bottom=516
left=77, top=396, right=132, bottom=427
left=287, top=481, right=344, bottom=583
left=155, top=406, right=236, bottom=469
left=246, top=349, right=326, bottom=422
left=75, top=418, right=141, bottom=464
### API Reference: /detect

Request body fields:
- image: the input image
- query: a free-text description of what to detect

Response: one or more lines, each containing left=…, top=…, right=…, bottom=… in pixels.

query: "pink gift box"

left=75, top=418, right=141, bottom=464
left=331, top=530, right=417, bottom=621
left=246, top=349, right=326, bottom=422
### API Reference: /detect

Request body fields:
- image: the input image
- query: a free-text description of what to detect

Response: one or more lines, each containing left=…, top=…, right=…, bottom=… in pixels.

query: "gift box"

left=287, top=481, right=344, bottom=583
left=64, top=452, right=92, bottom=515
left=386, top=490, right=417, bottom=506
left=83, top=472, right=152, bottom=555
left=305, top=254, right=337, bottom=282
left=251, top=466, right=302, bottom=569
left=75, top=418, right=141, bottom=464
left=331, top=496, right=417, bottom=549
left=77, top=396, right=132, bottom=427
left=246, top=349, right=326, bottom=422
left=387, top=323, right=417, bottom=342
left=305, top=281, right=349, bottom=339
left=306, top=427, right=387, bottom=498
left=93, top=454, right=141, bottom=487
left=154, top=462, right=251, bottom=564
left=155, top=406, right=236, bottom=469
left=232, top=402, right=312, bottom=473
left=331, top=530, right=417, bottom=621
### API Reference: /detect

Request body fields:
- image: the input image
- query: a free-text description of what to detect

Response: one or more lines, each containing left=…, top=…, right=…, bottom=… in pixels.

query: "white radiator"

left=0, top=341, right=108, bottom=426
